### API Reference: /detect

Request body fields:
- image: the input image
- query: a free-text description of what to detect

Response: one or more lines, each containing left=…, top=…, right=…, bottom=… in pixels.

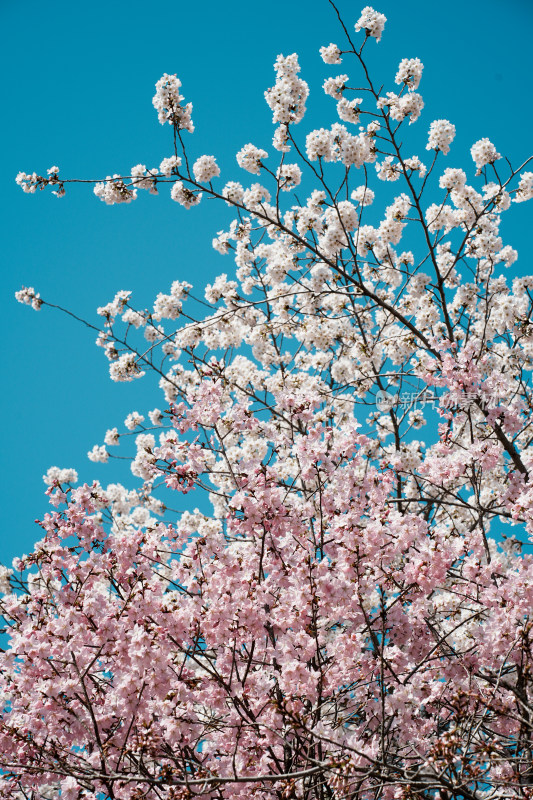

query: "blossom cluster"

left=14, top=286, right=42, bottom=310
left=266, top=52, right=308, bottom=125
left=15, top=166, right=65, bottom=197
left=42, top=466, right=78, bottom=486
left=8, top=4, right=533, bottom=799
left=355, top=5, right=386, bottom=41
left=152, top=73, right=194, bottom=131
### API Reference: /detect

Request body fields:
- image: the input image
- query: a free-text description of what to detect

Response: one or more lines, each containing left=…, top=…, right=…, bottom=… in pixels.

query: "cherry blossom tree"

left=4, top=4, right=533, bottom=799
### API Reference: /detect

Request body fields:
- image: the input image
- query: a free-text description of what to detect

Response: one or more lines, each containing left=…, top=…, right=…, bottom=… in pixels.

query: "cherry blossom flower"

left=9, top=5, right=533, bottom=799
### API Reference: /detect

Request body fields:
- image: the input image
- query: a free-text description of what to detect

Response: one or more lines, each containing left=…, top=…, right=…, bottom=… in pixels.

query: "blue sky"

left=2, top=0, right=532, bottom=565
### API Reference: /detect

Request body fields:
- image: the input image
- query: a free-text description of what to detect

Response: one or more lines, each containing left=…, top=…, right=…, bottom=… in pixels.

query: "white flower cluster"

left=498, top=244, right=518, bottom=267
left=305, top=123, right=376, bottom=168
left=0, top=565, right=13, bottom=596
left=213, top=217, right=252, bottom=255
left=378, top=193, right=411, bottom=246
left=153, top=280, right=192, bottom=321
left=317, top=200, right=360, bottom=255
left=378, top=91, right=424, bottom=124
left=514, top=172, right=533, bottom=203
left=144, top=322, right=165, bottom=344
left=42, top=466, right=78, bottom=486
left=236, top=144, right=269, bottom=175
left=265, top=53, right=309, bottom=127
left=272, top=125, right=291, bottom=152
left=243, top=181, right=271, bottom=211
left=130, top=432, right=158, bottom=481
left=131, top=164, right=158, bottom=193
left=149, top=408, right=163, bottom=426
left=88, top=445, right=109, bottom=463
left=171, top=181, right=202, bottom=208
left=205, top=274, right=238, bottom=304
left=424, top=166, right=516, bottom=260
left=94, top=176, right=137, bottom=205
left=152, top=74, right=194, bottom=132
left=159, top=155, right=182, bottom=176
left=408, top=408, right=426, bottom=429
left=104, top=428, right=120, bottom=446
left=193, top=155, right=220, bottom=183
left=439, top=168, right=466, bottom=191
left=125, top=411, right=144, bottom=431
left=109, top=352, right=146, bottom=382
left=323, top=75, right=349, bottom=99
left=277, top=163, right=302, bottom=191
left=354, top=225, right=377, bottom=259
left=351, top=185, right=375, bottom=206
left=483, top=181, right=511, bottom=210
left=320, top=43, right=342, bottom=65
left=123, top=309, right=146, bottom=329
left=16, top=166, right=64, bottom=196
left=306, top=128, right=333, bottom=160
left=97, top=290, right=131, bottom=323
left=15, top=286, right=42, bottom=310
left=16, top=171, right=40, bottom=193
left=355, top=6, right=387, bottom=42
left=395, top=58, right=423, bottom=90
left=426, top=119, right=456, bottom=156
left=322, top=75, right=364, bottom=125
left=334, top=202, right=359, bottom=234
left=470, top=138, right=501, bottom=173
left=337, top=98, right=363, bottom=125
left=404, top=155, right=427, bottom=177
left=222, top=181, right=245, bottom=205
left=376, top=156, right=401, bottom=182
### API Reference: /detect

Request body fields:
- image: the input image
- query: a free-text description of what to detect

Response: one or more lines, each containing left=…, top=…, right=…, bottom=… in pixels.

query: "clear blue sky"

left=2, top=0, right=532, bottom=565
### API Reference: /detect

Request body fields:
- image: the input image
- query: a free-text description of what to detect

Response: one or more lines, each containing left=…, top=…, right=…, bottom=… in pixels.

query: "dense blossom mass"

left=6, top=4, right=533, bottom=800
